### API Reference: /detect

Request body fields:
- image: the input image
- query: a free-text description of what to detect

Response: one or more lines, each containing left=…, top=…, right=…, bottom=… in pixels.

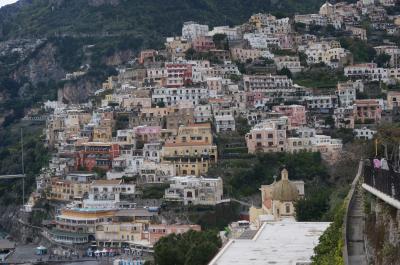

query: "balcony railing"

left=363, top=165, right=400, bottom=202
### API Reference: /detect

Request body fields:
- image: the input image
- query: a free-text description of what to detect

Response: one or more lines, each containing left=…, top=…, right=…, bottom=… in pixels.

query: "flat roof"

left=0, top=239, right=15, bottom=250
left=208, top=221, right=330, bottom=265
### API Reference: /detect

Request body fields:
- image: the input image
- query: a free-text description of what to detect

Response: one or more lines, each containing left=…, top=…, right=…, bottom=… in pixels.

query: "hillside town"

left=3, top=0, right=400, bottom=264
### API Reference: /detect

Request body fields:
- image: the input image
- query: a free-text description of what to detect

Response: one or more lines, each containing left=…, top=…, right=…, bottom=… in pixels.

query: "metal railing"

left=363, top=165, right=400, bottom=201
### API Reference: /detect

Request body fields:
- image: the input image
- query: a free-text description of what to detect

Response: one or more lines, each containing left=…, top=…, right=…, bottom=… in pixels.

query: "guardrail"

left=363, top=166, right=400, bottom=201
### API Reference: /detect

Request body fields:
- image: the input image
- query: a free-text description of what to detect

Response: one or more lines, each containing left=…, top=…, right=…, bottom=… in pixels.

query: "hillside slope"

left=0, top=0, right=325, bottom=41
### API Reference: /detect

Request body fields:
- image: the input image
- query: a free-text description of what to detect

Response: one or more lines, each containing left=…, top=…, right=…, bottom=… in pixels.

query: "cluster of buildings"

left=22, top=0, right=400, bottom=259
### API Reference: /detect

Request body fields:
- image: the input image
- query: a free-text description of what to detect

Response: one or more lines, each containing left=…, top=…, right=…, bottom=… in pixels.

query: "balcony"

left=362, top=165, right=400, bottom=209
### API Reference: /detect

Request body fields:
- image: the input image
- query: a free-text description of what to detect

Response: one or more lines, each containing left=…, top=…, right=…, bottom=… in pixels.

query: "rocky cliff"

left=0, top=206, right=40, bottom=243
left=59, top=75, right=103, bottom=104
left=12, top=42, right=66, bottom=84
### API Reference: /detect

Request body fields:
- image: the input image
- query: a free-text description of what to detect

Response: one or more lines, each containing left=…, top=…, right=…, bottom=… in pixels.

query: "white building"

left=194, top=104, right=213, bottom=123
left=182, top=21, right=209, bottom=41
left=152, top=87, right=208, bottom=106
left=215, top=115, right=236, bottom=133
left=83, top=180, right=136, bottom=209
left=344, top=63, right=390, bottom=83
left=336, top=81, right=356, bottom=107
left=273, top=56, right=303, bottom=73
left=208, top=26, right=241, bottom=40
left=304, top=95, right=338, bottom=110
left=243, top=33, right=280, bottom=49
left=164, top=176, right=223, bottom=205
left=243, top=74, right=294, bottom=94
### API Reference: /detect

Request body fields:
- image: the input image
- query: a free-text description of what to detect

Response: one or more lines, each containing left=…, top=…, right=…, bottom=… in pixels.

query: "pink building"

left=149, top=224, right=201, bottom=244
left=245, top=117, right=289, bottom=153
left=272, top=105, right=306, bottom=128
left=353, top=99, right=382, bottom=124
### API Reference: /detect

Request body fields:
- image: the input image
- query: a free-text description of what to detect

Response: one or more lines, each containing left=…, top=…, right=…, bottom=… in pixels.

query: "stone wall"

left=365, top=195, right=400, bottom=265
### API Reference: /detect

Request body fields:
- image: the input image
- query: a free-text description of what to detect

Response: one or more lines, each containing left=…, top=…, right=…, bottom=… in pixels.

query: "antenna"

left=21, top=128, right=25, bottom=206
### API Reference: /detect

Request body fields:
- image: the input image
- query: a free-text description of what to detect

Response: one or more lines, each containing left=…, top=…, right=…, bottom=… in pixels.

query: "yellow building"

left=93, top=126, right=113, bottom=142
left=96, top=223, right=145, bottom=247
left=161, top=123, right=217, bottom=176
left=50, top=177, right=91, bottom=202
left=48, top=208, right=117, bottom=244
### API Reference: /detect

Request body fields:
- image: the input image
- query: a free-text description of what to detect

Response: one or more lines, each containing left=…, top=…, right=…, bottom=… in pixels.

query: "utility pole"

left=21, top=128, right=25, bottom=206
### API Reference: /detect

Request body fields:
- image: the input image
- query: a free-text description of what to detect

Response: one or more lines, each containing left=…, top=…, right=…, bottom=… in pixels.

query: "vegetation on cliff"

left=0, top=0, right=325, bottom=41
left=153, top=229, right=221, bottom=265
left=0, top=121, right=49, bottom=206
left=311, top=203, right=345, bottom=265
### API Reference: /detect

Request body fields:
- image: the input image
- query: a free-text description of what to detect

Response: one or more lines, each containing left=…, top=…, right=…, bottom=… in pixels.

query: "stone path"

left=347, top=186, right=368, bottom=265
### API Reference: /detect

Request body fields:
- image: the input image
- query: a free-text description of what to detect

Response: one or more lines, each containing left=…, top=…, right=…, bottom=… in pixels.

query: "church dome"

left=271, top=169, right=299, bottom=201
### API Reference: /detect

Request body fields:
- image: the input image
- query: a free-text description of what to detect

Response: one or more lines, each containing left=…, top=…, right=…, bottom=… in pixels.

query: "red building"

left=75, top=142, right=120, bottom=171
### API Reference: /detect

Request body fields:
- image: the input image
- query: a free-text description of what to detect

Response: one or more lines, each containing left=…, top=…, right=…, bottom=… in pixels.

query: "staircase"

left=347, top=185, right=368, bottom=265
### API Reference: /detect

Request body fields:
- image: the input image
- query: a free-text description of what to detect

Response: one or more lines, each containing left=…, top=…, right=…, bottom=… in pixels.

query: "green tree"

left=277, top=67, right=292, bottom=79
left=311, top=204, right=345, bottom=265
left=375, top=53, right=391, bottom=68
left=154, top=230, right=222, bottom=265
left=324, top=116, right=335, bottom=129
left=212, top=34, right=229, bottom=50
left=295, top=188, right=330, bottom=221
left=340, top=37, right=376, bottom=63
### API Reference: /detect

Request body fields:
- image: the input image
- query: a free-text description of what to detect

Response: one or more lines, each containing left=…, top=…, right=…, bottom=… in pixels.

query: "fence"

left=364, top=165, right=400, bottom=201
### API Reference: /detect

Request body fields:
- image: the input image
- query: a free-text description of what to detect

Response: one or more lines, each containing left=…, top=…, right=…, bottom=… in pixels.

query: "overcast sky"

left=0, top=0, right=18, bottom=8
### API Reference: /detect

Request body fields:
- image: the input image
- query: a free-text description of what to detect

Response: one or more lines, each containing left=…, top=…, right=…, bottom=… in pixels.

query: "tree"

left=311, top=204, right=345, bottom=265
left=156, top=101, right=166, bottom=108
left=236, top=115, right=251, bottom=136
left=340, top=37, right=376, bottom=63
left=375, top=53, right=391, bottom=68
left=324, top=116, right=335, bottom=129
left=295, top=189, right=330, bottom=221
left=185, top=48, right=197, bottom=60
left=154, top=230, right=222, bottom=265
left=277, top=67, right=292, bottom=79
left=212, top=34, right=229, bottom=50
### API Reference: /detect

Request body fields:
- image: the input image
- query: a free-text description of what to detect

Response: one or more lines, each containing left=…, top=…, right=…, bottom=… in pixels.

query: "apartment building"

left=353, top=99, right=382, bottom=124
left=161, top=123, right=217, bottom=176
left=272, top=105, right=306, bottom=128
left=245, top=117, right=289, bottom=153
left=75, top=142, right=120, bottom=171
left=152, top=87, right=208, bottom=106
left=182, top=21, right=209, bottom=41
left=164, top=176, right=224, bottom=205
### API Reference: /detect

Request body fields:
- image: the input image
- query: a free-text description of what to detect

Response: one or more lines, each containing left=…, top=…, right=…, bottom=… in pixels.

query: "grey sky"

left=0, top=0, right=18, bottom=8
